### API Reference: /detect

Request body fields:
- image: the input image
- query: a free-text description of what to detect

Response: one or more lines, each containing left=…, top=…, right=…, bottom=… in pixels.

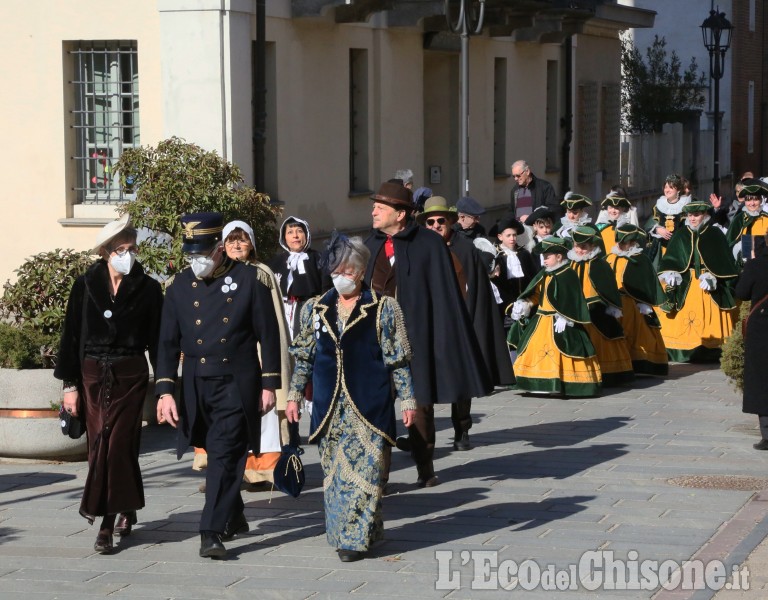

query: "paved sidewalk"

left=1, top=362, right=768, bottom=599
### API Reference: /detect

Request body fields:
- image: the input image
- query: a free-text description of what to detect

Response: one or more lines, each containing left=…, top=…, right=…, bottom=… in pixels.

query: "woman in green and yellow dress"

left=645, top=173, right=691, bottom=267
left=508, top=237, right=601, bottom=397
left=568, top=226, right=634, bottom=387
left=725, top=180, right=768, bottom=267
left=605, top=225, right=668, bottom=376
left=597, top=193, right=633, bottom=255
left=656, top=198, right=738, bottom=362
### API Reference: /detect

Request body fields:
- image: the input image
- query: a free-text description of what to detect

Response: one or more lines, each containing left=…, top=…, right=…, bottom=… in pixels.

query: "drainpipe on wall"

left=561, top=36, right=573, bottom=195
left=253, top=0, right=266, bottom=191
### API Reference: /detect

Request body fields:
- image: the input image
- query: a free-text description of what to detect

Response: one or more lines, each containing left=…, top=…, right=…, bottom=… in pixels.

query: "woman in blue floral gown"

left=286, top=233, right=416, bottom=562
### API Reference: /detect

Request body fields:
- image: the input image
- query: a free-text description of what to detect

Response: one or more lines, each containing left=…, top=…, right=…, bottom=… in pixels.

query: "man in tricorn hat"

left=364, top=182, right=492, bottom=486
left=155, top=212, right=282, bottom=559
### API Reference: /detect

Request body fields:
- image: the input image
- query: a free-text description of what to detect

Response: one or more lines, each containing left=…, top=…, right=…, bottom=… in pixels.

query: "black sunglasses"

left=426, top=217, right=447, bottom=226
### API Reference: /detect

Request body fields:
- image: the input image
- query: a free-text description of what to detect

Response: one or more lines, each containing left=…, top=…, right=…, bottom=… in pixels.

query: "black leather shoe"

left=114, top=511, right=137, bottom=537
left=338, top=549, right=365, bottom=562
left=754, top=439, right=768, bottom=451
left=199, top=532, right=227, bottom=559
left=416, top=475, right=439, bottom=488
left=94, top=530, right=114, bottom=554
left=453, top=432, right=471, bottom=451
left=221, top=512, right=249, bottom=541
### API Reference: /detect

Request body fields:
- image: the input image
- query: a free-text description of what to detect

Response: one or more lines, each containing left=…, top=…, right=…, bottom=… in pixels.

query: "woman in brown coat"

left=55, top=215, right=163, bottom=553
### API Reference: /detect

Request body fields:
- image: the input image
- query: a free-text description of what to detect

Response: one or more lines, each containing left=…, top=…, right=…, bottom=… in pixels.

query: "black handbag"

left=59, top=406, right=86, bottom=439
left=272, top=421, right=305, bottom=498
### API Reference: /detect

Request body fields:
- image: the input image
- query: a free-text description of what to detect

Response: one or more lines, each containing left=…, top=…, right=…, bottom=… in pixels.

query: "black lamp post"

left=700, top=7, right=733, bottom=197
left=446, top=0, right=485, bottom=198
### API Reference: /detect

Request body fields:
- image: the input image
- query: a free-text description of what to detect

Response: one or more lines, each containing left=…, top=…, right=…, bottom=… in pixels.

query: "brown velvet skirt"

left=79, top=354, right=148, bottom=522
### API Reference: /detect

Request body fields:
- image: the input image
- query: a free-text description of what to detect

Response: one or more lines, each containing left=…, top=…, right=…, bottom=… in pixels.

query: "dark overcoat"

left=55, top=260, right=163, bottom=380
left=448, top=233, right=514, bottom=386
left=735, top=247, right=768, bottom=415
left=364, top=222, right=492, bottom=406
left=155, top=260, right=281, bottom=458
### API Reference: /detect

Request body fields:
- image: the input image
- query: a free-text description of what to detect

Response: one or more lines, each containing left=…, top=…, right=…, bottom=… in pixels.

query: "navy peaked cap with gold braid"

left=181, top=212, right=224, bottom=253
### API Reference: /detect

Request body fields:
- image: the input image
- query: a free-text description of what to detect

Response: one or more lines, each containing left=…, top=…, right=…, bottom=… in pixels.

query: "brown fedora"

left=371, top=181, right=414, bottom=210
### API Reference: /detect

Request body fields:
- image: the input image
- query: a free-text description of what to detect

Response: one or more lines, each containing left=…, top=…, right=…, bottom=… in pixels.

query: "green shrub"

left=721, top=301, right=749, bottom=392
left=114, top=137, right=281, bottom=279
left=0, top=249, right=94, bottom=338
left=0, top=323, right=58, bottom=369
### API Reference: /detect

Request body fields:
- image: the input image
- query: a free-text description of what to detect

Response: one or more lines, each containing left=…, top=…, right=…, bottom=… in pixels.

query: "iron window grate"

left=70, top=41, right=139, bottom=204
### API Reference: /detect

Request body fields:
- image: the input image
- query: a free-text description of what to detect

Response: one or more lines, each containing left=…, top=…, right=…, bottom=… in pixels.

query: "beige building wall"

left=0, top=2, right=637, bottom=283
left=0, top=0, right=163, bottom=283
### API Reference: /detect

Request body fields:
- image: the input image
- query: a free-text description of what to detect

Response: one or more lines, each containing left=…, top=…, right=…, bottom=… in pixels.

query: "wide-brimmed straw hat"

left=90, top=213, right=132, bottom=255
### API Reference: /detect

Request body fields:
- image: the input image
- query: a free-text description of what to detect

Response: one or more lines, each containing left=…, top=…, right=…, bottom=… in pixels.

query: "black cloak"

left=364, top=222, right=492, bottom=406
left=448, top=233, right=514, bottom=386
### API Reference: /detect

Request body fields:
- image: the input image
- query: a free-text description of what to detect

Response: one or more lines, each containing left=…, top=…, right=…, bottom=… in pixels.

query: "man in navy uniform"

left=156, top=212, right=281, bottom=559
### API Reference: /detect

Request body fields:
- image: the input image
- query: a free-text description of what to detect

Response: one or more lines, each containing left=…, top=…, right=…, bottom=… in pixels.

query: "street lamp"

left=700, top=7, right=733, bottom=197
left=446, top=0, right=485, bottom=198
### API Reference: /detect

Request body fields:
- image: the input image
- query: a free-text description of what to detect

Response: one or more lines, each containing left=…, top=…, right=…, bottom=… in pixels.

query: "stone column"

left=157, top=0, right=255, bottom=182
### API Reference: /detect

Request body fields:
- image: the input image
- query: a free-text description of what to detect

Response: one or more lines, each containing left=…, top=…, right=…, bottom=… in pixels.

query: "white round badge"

left=221, top=285, right=230, bottom=293
left=103, top=310, right=113, bottom=319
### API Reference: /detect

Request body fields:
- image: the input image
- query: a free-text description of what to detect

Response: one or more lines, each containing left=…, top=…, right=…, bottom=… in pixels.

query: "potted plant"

left=0, top=249, right=93, bottom=459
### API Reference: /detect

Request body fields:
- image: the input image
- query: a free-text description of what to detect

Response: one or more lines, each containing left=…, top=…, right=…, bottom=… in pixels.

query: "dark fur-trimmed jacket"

left=54, top=260, right=163, bottom=383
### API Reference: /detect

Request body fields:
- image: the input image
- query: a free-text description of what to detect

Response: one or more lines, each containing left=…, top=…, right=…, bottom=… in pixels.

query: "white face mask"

left=189, top=255, right=217, bottom=279
left=110, top=251, right=135, bottom=275
left=332, top=273, right=358, bottom=296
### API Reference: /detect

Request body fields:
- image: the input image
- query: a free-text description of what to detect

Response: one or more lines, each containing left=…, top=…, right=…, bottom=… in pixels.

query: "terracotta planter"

left=0, top=368, right=87, bottom=460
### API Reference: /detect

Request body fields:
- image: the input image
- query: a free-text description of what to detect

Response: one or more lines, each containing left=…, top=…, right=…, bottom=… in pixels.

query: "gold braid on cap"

left=182, top=221, right=223, bottom=239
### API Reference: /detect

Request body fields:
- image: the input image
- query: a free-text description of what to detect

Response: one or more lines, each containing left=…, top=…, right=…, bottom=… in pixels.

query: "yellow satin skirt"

left=514, top=314, right=602, bottom=396
left=584, top=322, right=633, bottom=385
left=656, top=279, right=736, bottom=353
left=619, top=296, right=668, bottom=375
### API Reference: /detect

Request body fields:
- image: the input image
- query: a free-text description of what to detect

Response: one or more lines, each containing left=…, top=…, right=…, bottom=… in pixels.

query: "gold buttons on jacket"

left=223, top=317, right=229, bottom=324
left=192, top=282, right=198, bottom=288
left=194, top=301, right=200, bottom=307
left=227, top=298, right=233, bottom=303
left=222, top=358, right=229, bottom=363
left=220, top=338, right=226, bottom=343
left=197, top=339, right=203, bottom=345
left=195, top=319, right=201, bottom=325
left=200, top=357, right=206, bottom=364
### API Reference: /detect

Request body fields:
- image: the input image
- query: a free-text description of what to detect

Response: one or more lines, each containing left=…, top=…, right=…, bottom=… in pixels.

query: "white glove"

left=274, top=273, right=282, bottom=285
left=659, top=271, right=682, bottom=287
left=554, top=315, right=574, bottom=333
left=605, top=305, right=623, bottom=319
left=511, top=300, right=532, bottom=321
left=698, top=272, right=717, bottom=291
left=637, top=303, right=654, bottom=315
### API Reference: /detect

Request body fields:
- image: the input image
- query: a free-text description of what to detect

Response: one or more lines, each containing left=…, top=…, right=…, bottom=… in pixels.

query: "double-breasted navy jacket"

left=155, top=259, right=281, bottom=458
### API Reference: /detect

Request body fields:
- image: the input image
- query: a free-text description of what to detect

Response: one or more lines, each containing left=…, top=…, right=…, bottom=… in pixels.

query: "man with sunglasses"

left=155, top=212, right=281, bottom=559
left=510, top=159, right=560, bottom=223
left=364, top=182, right=492, bottom=487
left=418, top=198, right=514, bottom=451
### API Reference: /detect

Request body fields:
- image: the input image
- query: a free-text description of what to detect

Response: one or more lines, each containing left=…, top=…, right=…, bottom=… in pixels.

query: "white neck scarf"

left=285, top=251, right=308, bottom=291
left=611, top=244, right=644, bottom=258
left=500, top=245, right=524, bottom=278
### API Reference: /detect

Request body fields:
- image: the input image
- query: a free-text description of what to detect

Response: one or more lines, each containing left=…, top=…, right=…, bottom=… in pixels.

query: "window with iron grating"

left=70, top=41, right=139, bottom=204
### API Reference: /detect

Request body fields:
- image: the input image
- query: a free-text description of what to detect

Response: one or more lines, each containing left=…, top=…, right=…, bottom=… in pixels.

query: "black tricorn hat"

left=495, top=214, right=525, bottom=235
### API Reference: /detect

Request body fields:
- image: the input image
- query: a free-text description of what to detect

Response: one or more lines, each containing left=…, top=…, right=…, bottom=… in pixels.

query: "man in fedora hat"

left=417, top=197, right=513, bottom=450
left=155, top=211, right=282, bottom=559
left=364, top=182, right=492, bottom=485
